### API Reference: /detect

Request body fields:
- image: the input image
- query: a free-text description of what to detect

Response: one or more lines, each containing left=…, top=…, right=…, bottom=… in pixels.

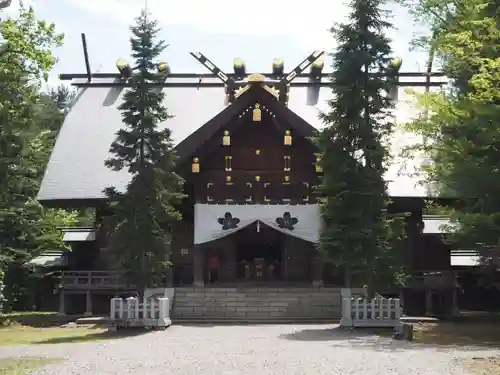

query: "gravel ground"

left=0, top=324, right=497, bottom=375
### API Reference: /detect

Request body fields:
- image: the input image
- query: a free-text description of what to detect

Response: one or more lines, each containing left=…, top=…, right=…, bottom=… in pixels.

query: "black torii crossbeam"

left=59, top=33, right=447, bottom=89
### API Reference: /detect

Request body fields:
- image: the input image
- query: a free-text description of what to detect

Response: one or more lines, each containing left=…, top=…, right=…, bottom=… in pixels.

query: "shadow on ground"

left=279, top=326, right=413, bottom=352
left=33, top=327, right=153, bottom=345
left=0, top=312, right=82, bottom=328
left=280, top=320, right=500, bottom=351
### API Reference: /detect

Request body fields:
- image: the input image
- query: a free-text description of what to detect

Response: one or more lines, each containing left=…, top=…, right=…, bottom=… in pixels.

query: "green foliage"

left=104, top=10, right=185, bottom=293
left=400, top=0, right=500, bottom=255
left=0, top=6, right=76, bottom=311
left=315, top=0, right=405, bottom=288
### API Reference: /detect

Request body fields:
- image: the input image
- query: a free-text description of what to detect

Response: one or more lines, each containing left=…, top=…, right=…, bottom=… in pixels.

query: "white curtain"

left=194, top=204, right=321, bottom=244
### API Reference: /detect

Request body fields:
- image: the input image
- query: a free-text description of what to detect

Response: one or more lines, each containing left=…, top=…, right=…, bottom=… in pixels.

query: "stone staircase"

left=172, top=286, right=342, bottom=323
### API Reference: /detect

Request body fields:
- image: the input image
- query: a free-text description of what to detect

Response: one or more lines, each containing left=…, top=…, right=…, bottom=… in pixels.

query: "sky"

left=4, top=0, right=431, bottom=86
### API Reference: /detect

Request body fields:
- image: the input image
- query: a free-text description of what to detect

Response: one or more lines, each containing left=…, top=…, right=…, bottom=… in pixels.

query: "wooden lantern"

left=192, top=157, right=200, bottom=173
left=253, top=103, right=262, bottom=122
left=315, top=157, right=323, bottom=173
left=222, top=130, right=230, bottom=146
left=284, top=130, right=292, bottom=145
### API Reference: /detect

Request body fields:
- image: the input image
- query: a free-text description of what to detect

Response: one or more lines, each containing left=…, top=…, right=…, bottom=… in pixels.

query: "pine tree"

left=402, top=0, right=500, bottom=274
left=104, top=10, right=185, bottom=294
left=315, top=0, right=403, bottom=288
left=0, top=6, right=77, bottom=311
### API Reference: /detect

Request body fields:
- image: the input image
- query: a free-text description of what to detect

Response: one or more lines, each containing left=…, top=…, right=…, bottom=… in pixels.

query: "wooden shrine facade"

left=188, top=85, right=320, bottom=206
left=35, top=43, right=462, bottom=315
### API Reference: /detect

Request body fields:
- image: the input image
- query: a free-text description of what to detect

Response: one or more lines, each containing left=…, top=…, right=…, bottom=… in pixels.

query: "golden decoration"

left=234, top=84, right=251, bottom=98
left=255, top=175, right=261, bottom=182
left=248, top=73, right=265, bottom=82
left=226, top=175, right=232, bottom=184
left=284, top=175, right=290, bottom=183
left=262, top=84, right=279, bottom=99
left=224, top=155, right=232, bottom=172
left=192, top=157, right=200, bottom=173
left=284, top=130, right=292, bottom=145
left=158, top=61, right=170, bottom=75
left=222, top=130, right=231, bottom=146
left=253, top=103, right=262, bottom=122
left=255, top=149, right=261, bottom=155
left=284, top=155, right=291, bottom=172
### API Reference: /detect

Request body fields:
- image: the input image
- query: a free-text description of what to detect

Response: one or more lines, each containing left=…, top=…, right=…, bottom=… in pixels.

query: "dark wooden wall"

left=192, top=108, right=320, bottom=204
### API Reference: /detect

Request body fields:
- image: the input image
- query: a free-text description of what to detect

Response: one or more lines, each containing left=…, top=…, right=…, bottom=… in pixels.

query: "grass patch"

left=0, top=312, right=77, bottom=328
left=412, top=321, right=500, bottom=347
left=0, top=324, right=149, bottom=346
left=0, top=325, right=111, bottom=346
left=0, top=357, right=61, bottom=375
left=0, top=325, right=151, bottom=345
left=0, top=311, right=150, bottom=346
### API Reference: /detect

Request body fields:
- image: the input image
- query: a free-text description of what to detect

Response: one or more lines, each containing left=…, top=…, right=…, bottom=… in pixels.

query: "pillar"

left=451, top=271, right=459, bottom=316
left=312, top=255, right=324, bottom=286
left=57, top=290, right=66, bottom=315
left=405, top=210, right=424, bottom=271
left=425, top=290, right=433, bottom=316
left=193, top=244, right=204, bottom=287
left=84, top=290, right=92, bottom=316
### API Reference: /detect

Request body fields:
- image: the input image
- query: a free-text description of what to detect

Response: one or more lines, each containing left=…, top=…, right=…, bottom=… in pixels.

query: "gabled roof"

left=37, top=81, right=437, bottom=205
left=175, top=85, right=318, bottom=164
left=38, top=80, right=228, bottom=204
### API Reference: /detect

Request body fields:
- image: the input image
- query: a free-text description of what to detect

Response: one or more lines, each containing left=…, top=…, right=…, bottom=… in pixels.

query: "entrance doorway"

left=234, top=221, right=284, bottom=281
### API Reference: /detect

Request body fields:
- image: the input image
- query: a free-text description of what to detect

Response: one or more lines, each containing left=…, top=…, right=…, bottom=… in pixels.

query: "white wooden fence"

left=341, top=297, right=402, bottom=328
left=109, top=297, right=171, bottom=330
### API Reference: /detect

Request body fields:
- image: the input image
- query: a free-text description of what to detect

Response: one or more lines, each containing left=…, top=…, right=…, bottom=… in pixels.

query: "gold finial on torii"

left=248, top=73, right=265, bottom=83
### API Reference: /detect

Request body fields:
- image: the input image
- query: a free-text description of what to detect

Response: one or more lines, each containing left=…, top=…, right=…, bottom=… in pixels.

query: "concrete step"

left=172, top=287, right=343, bottom=321
left=172, top=316, right=341, bottom=325
left=175, top=287, right=341, bottom=293
left=174, top=295, right=341, bottom=301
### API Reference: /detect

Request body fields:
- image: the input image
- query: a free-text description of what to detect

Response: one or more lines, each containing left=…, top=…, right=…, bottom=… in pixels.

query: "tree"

left=315, top=0, right=405, bottom=288
left=0, top=6, right=77, bottom=311
left=400, top=0, right=500, bottom=263
left=104, top=10, right=185, bottom=294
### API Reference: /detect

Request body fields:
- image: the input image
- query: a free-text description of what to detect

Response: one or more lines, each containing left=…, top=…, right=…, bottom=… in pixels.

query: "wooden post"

left=312, top=255, right=324, bottom=286
left=84, top=290, right=92, bottom=316
left=110, top=297, right=120, bottom=320
left=156, top=297, right=171, bottom=329
left=57, top=290, right=66, bottom=316
left=193, top=244, right=204, bottom=287
left=425, top=290, right=433, bottom=316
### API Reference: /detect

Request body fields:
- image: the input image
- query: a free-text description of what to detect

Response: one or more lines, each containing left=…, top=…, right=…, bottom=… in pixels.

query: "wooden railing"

left=341, top=296, right=402, bottom=328
left=110, top=297, right=171, bottom=329
left=60, top=270, right=126, bottom=290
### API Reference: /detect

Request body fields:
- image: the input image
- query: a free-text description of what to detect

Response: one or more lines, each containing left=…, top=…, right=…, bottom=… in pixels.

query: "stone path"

left=0, top=324, right=496, bottom=374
